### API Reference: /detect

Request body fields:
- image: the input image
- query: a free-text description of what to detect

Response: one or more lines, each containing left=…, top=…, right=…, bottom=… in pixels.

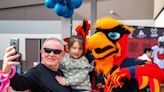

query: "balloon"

left=68, top=0, right=83, bottom=9
left=54, top=3, right=64, bottom=16
left=63, top=9, right=73, bottom=18
left=45, top=0, right=83, bottom=18
left=44, top=0, right=56, bottom=9
left=54, top=3, right=70, bottom=16
left=62, top=0, right=68, bottom=5
left=62, top=5, right=70, bottom=14
left=55, top=0, right=64, bottom=3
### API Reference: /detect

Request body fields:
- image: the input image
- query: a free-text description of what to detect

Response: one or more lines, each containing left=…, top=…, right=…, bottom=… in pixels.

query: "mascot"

left=152, top=36, right=164, bottom=70
left=86, top=17, right=164, bottom=92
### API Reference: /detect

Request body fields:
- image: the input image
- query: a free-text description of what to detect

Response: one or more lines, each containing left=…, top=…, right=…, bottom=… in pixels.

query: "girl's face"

left=69, top=41, right=84, bottom=59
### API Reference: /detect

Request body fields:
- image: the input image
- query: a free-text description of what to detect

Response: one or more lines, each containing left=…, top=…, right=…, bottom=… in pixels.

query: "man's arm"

left=10, top=73, right=31, bottom=91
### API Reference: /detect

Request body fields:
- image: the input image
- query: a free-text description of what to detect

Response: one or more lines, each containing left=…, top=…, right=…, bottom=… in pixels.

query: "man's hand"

left=2, top=46, right=20, bottom=74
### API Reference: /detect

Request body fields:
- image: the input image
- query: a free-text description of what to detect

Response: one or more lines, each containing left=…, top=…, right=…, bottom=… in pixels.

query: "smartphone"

left=10, top=38, right=20, bottom=62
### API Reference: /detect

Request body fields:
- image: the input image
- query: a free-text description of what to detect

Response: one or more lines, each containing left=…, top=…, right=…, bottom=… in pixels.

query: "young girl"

left=55, top=35, right=93, bottom=92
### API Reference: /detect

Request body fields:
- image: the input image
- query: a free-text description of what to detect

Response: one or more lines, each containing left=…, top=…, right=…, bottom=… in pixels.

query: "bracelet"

left=9, top=65, right=16, bottom=79
left=0, top=65, right=16, bottom=92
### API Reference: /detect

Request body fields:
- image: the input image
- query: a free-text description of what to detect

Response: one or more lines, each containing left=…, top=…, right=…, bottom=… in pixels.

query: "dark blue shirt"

left=10, top=64, right=72, bottom=92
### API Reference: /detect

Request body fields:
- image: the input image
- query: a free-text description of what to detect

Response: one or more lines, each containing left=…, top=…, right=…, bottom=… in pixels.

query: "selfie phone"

left=10, top=38, right=20, bottom=62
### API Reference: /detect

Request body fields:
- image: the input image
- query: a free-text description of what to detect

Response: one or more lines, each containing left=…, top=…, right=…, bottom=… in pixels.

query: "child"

left=55, top=35, right=93, bottom=92
left=137, top=48, right=153, bottom=62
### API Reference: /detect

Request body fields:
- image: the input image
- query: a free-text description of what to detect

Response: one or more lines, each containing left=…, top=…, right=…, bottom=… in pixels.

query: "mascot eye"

left=108, top=32, right=120, bottom=40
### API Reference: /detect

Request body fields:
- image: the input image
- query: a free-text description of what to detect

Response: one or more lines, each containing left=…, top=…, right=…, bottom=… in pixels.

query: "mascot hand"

left=157, top=52, right=164, bottom=59
left=110, top=67, right=134, bottom=88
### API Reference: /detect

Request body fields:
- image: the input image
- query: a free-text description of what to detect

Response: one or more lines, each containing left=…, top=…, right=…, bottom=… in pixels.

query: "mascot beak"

left=87, top=31, right=119, bottom=59
left=87, top=32, right=115, bottom=50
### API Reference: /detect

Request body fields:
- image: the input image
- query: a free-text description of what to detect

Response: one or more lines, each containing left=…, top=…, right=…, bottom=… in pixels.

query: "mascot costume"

left=84, top=17, right=164, bottom=92
left=152, top=36, right=164, bottom=70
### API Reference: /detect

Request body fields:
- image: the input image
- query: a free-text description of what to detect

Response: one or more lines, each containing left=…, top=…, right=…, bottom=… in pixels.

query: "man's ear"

left=40, top=48, right=44, bottom=58
left=40, top=48, right=43, bottom=54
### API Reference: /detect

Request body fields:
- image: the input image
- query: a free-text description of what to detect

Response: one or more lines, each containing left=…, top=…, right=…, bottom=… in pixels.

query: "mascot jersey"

left=152, top=45, right=164, bottom=69
left=86, top=17, right=164, bottom=92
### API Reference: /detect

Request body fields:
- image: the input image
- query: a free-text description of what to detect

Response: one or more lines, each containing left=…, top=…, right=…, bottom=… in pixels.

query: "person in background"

left=152, top=35, right=164, bottom=70
left=55, top=35, right=93, bottom=92
left=137, top=48, right=153, bottom=62
left=2, top=37, right=72, bottom=92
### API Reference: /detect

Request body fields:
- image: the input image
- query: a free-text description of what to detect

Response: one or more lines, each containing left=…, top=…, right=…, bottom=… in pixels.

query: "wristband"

left=0, top=65, right=16, bottom=92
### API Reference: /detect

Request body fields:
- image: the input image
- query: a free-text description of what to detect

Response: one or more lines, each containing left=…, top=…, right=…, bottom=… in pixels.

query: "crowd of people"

left=1, top=30, right=164, bottom=92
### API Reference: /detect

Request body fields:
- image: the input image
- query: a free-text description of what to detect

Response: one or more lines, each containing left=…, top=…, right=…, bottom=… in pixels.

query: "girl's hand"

left=55, top=76, right=66, bottom=86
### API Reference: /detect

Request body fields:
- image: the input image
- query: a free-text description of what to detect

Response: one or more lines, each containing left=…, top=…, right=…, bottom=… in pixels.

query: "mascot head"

left=87, top=17, right=134, bottom=75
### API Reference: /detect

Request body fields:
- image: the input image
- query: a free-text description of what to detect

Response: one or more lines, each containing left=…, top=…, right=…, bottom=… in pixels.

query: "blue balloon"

left=55, top=0, right=64, bottom=3
left=46, top=0, right=82, bottom=18
left=62, top=5, right=70, bottom=14
left=44, top=0, right=56, bottom=9
left=54, top=3, right=70, bottom=16
left=54, top=3, right=64, bottom=16
left=68, top=0, right=83, bottom=9
left=62, top=0, right=68, bottom=5
left=63, top=9, right=74, bottom=18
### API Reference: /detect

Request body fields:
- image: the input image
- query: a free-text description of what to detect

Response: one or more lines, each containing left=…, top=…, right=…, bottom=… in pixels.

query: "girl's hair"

left=67, top=35, right=85, bottom=50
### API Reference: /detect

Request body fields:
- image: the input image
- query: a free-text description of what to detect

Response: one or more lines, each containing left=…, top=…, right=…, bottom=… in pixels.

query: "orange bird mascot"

left=85, top=17, right=164, bottom=92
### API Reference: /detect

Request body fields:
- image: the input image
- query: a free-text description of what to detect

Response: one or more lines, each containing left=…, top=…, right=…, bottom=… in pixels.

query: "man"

left=152, top=35, right=164, bottom=70
left=2, top=37, right=72, bottom=92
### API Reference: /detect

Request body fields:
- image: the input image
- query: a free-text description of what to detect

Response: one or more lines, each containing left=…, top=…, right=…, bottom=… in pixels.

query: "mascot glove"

left=110, top=67, right=134, bottom=88
left=157, top=52, right=164, bottom=59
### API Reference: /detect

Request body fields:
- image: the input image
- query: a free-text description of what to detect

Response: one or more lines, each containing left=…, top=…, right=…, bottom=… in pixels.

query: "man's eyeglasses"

left=43, top=48, right=62, bottom=54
